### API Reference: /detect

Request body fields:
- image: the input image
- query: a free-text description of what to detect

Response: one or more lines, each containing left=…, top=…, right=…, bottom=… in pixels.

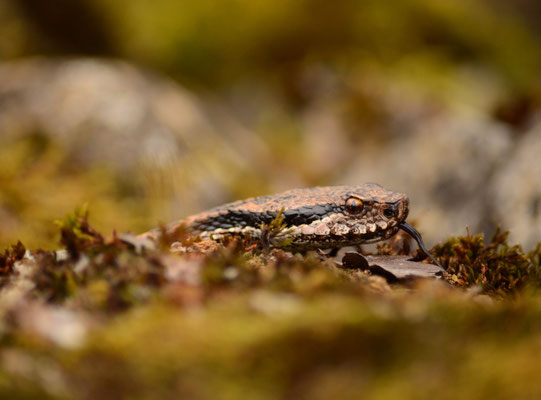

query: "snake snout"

left=383, top=202, right=399, bottom=219
left=383, top=197, right=409, bottom=221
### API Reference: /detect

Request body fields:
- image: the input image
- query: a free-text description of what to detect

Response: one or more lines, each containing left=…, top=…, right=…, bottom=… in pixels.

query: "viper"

left=143, top=183, right=442, bottom=268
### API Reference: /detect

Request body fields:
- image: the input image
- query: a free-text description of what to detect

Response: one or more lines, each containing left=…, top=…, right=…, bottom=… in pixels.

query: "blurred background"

left=0, top=0, right=540, bottom=249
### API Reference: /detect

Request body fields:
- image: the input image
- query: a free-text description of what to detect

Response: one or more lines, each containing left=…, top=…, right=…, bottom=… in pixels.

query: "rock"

left=340, top=106, right=513, bottom=247
left=341, top=252, right=445, bottom=282
left=489, top=121, right=541, bottom=248
left=299, top=67, right=538, bottom=247
left=0, top=58, right=288, bottom=220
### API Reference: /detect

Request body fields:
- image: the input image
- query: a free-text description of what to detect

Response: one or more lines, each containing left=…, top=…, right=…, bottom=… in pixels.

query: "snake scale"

left=143, top=183, right=441, bottom=267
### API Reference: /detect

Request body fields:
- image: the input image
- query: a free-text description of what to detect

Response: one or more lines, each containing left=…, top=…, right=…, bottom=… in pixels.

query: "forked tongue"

left=398, top=222, right=444, bottom=270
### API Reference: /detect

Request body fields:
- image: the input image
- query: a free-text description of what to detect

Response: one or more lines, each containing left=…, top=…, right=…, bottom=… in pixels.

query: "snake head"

left=335, top=183, right=409, bottom=242
left=281, top=183, right=410, bottom=249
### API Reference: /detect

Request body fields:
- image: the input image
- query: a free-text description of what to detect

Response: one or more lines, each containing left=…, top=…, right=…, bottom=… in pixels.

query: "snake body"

left=151, top=183, right=413, bottom=251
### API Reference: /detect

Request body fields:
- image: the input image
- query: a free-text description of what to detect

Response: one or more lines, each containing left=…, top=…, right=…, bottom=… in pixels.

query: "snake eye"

left=345, top=197, right=363, bottom=214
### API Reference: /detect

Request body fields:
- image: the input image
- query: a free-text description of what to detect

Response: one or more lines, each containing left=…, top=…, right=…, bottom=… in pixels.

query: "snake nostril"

left=383, top=203, right=399, bottom=219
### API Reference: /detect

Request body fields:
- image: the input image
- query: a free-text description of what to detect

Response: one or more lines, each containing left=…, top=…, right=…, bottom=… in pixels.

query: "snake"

left=143, top=183, right=442, bottom=267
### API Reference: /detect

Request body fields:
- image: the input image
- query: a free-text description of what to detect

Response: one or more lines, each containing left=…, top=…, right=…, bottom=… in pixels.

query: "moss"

left=259, top=208, right=295, bottom=251
left=433, top=228, right=541, bottom=294
left=0, top=241, right=25, bottom=277
left=0, top=212, right=539, bottom=398
left=92, top=0, right=541, bottom=92
left=0, top=135, right=156, bottom=250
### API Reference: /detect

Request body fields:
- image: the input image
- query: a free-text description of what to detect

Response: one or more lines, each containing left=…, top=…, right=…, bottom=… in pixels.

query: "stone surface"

left=0, top=58, right=292, bottom=221
left=0, top=57, right=539, bottom=249
left=489, top=121, right=541, bottom=248
left=341, top=252, right=444, bottom=281
left=299, top=67, right=537, bottom=247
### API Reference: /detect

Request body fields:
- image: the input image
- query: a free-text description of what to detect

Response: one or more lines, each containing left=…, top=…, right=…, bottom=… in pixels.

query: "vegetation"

left=2, top=0, right=541, bottom=398
left=0, top=210, right=539, bottom=399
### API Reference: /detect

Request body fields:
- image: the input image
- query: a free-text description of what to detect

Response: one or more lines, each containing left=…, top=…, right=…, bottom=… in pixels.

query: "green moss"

left=0, top=212, right=540, bottom=399
left=434, top=228, right=541, bottom=294
left=93, top=0, right=541, bottom=92
left=0, top=136, right=156, bottom=250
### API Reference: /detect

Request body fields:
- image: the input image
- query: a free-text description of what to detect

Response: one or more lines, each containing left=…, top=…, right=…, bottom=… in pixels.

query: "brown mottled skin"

left=143, top=184, right=411, bottom=251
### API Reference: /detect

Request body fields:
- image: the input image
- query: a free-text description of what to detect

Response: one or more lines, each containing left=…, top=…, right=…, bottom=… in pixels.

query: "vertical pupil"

left=346, top=198, right=362, bottom=213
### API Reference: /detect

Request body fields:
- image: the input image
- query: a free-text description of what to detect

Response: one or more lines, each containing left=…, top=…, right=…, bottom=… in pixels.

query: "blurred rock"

left=14, top=302, right=88, bottom=349
left=0, top=57, right=539, bottom=249
left=0, top=58, right=291, bottom=223
left=489, top=121, right=541, bottom=248
left=343, top=111, right=514, bottom=245
left=301, top=67, right=538, bottom=248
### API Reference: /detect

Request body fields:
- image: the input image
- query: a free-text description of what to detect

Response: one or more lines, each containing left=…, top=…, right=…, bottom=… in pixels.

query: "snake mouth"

left=398, top=222, right=444, bottom=270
